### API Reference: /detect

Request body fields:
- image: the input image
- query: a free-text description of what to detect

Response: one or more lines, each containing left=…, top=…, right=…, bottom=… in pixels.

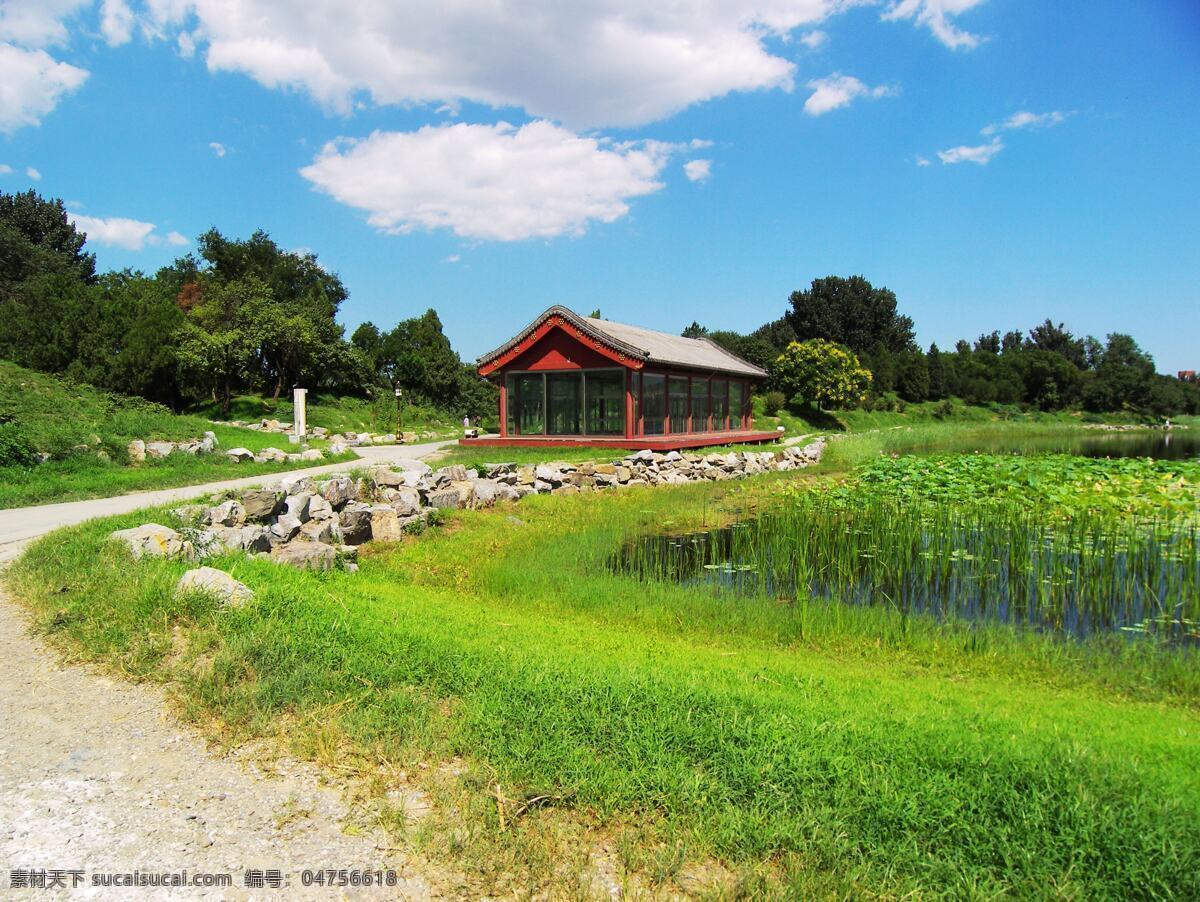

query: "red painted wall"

left=503, top=326, right=625, bottom=371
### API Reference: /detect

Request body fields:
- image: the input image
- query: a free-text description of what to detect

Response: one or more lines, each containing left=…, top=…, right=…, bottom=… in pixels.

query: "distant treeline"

left=684, top=275, right=1199, bottom=416
left=0, top=190, right=496, bottom=417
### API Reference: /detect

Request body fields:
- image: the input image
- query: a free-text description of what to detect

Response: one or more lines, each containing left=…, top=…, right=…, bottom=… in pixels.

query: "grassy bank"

left=190, top=392, right=467, bottom=438
left=0, top=360, right=354, bottom=508
left=7, top=450, right=1198, bottom=896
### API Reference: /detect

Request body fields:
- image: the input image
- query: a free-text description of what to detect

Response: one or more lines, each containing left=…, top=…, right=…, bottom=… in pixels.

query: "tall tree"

left=772, top=339, right=872, bottom=409
left=784, top=276, right=916, bottom=356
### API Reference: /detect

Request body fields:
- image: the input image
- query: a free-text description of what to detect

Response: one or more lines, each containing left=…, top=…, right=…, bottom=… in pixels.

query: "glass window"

left=586, top=370, right=625, bottom=435
left=669, top=376, right=690, bottom=433
left=712, top=378, right=728, bottom=430
left=547, top=372, right=582, bottom=434
left=729, top=381, right=743, bottom=430
left=505, top=372, right=517, bottom=435
left=690, top=377, right=708, bottom=432
left=643, top=374, right=665, bottom=435
left=514, top=373, right=545, bottom=435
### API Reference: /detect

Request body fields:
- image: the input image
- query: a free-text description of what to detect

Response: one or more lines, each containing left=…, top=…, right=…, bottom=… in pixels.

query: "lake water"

left=905, top=428, right=1200, bottom=461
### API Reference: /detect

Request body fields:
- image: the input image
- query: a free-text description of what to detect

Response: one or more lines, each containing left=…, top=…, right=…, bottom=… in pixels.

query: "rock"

left=335, top=544, right=358, bottom=561
left=279, top=474, right=315, bottom=495
left=369, top=506, right=403, bottom=542
left=516, top=466, right=535, bottom=485
left=387, top=486, right=422, bottom=517
left=284, top=493, right=313, bottom=521
left=126, top=439, right=146, bottom=463
left=615, top=466, right=632, bottom=483
left=204, top=430, right=218, bottom=448
left=374, top=434, right=396, bottom=444
left=208, top=499, right=246, bottom=527
left=320, top=476, right=355, bottom=508
left=307, top=495, right=334, bottom=520
left=169, top=504, right=206, bottom=525
left=273, top=542, right=337, bottom=570
left=426, top=489, right=461, bottom=510
left=534, top=464, right=562, bottom=485
left=388, top=459, right=433, bottom=476
left=176, top=567, right=253, bottom=607
left=146, top=441, right=175, bottom=459
left=356, top=432, right=372, bottom=445
left=469, top=479, right=499, bottom=508
left=329, top=441, right=348, bottom=455
left=198, top=436, right=215, bottom=453
left=96, top=449, right=111, bottom=463
left=299, top=518, right=341, bottom=545
left=401, top=432, right=418, bottom=444
left=494, top=483, right=521, bottom=503
left=299, top=449, right=324, bottom=461
left=311, top=426, right=328, bottom=438
left=226, top=447, right=253, bottom=462
left=338, top=507, right=373, bottom=545
left=270, top=515, right=302, bottom=542
left=110, top=524, right=189, bottom=560
left=240, top=489, right=282, bottom=520
left=256, top=447, right=287, bottom=463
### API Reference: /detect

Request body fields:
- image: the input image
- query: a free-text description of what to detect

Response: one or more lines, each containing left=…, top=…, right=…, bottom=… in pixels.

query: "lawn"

left=189, top=392, right=469, bottom=438
left=0, top=360, right=355, bottom=508
left=7, top=425, right=1198, bottom=897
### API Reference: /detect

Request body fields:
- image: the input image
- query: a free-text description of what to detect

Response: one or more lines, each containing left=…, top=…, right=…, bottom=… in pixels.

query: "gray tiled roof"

left=478, top=305, right=767, bottom=378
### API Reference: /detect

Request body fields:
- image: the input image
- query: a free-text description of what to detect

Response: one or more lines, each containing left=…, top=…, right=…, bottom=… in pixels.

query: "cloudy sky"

left=2, top=0, right=1197, bottom=371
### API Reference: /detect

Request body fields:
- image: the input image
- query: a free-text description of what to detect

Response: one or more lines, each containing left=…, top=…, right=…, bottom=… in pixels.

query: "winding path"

left=0, top=441, right=457, bottom=897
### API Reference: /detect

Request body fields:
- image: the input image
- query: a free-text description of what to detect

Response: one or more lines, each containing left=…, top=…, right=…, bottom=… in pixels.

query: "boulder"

left=208, top=499, right=246, bottom=527
left=534, top=464, right=562, bottom=485
left=387, top=459, right=433, bottom=476
left=299, top=449, right=324, bottom=461
left=299, top=518, right=341, bottom=545
left=311, top=426, right=328, bottom=438
left=204, top=430, right=218, bottom=448
left=338, top=506, right=373, bottom=545
left=426, top=488, right=461, bottom=510
left=494, top=483, right=521, bottom=503
left=469, top=479, right=499, bottom=508
left=241, top=524, right=272, bottom=553
left=320, top=476, right=355, bottom=508
left=273, top=541, right=338, bottom=570
left=387, top=486, right=422, bottom=517
left=374, top=434, right=396, bottom=444
left=126, top=439, right=146, bottom=463
left=516, top=466, right=535, bottom=486
left=256, top=447, right=287, bottom=463
left=307, top=495, right=334, bottom=520
left=279, top=474, right=315, bottom=496
left=284, top=493, right=313, bottom=521
left=110, top=524, right=189, bottom=560
left=146, top=441, right=175, bottom=459
left=401, top=432, right=418, bottom=444
left=226, top=447, right=253, bottom=463
left=176, top=567, right=253, bottom=607
left=329, top=441, right=348, bottom=455
left=369, top=506, right=403, bottom=542
left=270, top=515, right=302, bottom=542
left=240, top=489, right=282, bottom=520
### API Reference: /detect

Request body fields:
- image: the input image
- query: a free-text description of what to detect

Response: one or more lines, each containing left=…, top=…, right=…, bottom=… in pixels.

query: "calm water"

left=914, top=429, right=1200, bottom=461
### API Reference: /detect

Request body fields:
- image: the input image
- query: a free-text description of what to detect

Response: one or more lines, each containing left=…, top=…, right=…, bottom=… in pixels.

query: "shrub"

left=932, top=399, right=955, bottom=420
left=0, top=422, right=40, bottom=468
left=764, top=391, right=786, bottom=415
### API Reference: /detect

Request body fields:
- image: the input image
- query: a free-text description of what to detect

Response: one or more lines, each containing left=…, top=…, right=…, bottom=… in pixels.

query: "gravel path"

left=0, top=441, right=458, bottom=898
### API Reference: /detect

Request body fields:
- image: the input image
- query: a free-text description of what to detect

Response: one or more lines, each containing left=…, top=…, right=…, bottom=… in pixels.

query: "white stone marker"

left=292, top=387, right=307, bottom=445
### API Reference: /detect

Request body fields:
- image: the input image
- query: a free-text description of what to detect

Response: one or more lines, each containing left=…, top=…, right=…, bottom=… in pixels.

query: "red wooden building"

left=461, top=305, right=779, bottom=450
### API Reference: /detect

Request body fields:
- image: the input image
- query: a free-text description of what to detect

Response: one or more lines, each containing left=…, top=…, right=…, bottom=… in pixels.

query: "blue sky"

left=2, top=0, right=1197, bottom=372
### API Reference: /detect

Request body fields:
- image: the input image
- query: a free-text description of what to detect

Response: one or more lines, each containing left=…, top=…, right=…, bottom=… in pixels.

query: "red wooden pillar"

left=624, top=369, right=634, bottom=440
left=498, top=376, right=508, bottom=437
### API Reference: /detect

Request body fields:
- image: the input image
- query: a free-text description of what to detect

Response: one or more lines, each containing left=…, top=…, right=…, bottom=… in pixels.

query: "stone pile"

left=211, top=419, right=438, bottom=445
left=126, top=432, right=219, bottom=462
left=110, top=439, right=825, bottom=576
left=223, top=446, right=326, bottom=465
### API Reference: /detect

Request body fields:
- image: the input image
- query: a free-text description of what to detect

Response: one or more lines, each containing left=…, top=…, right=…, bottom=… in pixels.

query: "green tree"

left=681, top=321, right=708, bottom=338
left=784, top=276, right=916, bottom=356
left=896, top=350, right=931, bottom=402
left=926, top=343, right=948, bottom=399
left=0, top=190, right=95, bottom=299
left=176, top=278, right=266, bottom=415
left=772, top=339, right=872, bottom=410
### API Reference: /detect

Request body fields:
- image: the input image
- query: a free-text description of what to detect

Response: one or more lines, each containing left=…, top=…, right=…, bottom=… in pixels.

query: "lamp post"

left=394, top=385, right=403, bottom=438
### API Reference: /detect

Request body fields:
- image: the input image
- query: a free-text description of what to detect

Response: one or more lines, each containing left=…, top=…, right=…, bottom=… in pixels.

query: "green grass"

left=189, top=392, right=465, bottom=438
left=0, top=359, right=355, bottom=508
left=8, top=453, right=1199, bottom=896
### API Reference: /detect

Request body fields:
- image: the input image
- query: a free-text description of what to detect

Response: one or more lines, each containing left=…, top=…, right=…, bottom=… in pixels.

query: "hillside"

left=0, top=360, right=352, bottom=508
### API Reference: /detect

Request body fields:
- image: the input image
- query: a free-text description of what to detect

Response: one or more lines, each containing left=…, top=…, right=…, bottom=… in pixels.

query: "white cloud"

left=442, top=254, right=461, bottom=263
left=683, top=159, right=712, bottom=183
left=99, top=0, right=135, bottom=46
left=915, top=155, right=931, bottom=166
left=130, top=0, right=891, bottom=128
left=800, top=29, right=828, bottom=49
left=981, top=109, right=1068, bottom=136
left=25, top=166, right=41, bottom=180
left=0, top=44, right=88, bottom=132
left=882, top=0, right=987, bottom=50
left=300, top=120, right=686, bottom=242
left=0, top=164, right=12, bottom=175
left=68, top=213, right=159, bottom=250
left=803, top=73, right=897, bottom=116
left=937, top=136, right=1002, bottom=165
left=209, top=141, right=227, bottom=157
left=0, top=0, right=91, bottom=47
left=165, top=230, right=189, bottom=246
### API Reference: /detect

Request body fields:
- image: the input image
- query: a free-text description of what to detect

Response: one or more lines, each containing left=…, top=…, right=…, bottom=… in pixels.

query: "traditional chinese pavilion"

left=461, top=305, right=778, bottom=450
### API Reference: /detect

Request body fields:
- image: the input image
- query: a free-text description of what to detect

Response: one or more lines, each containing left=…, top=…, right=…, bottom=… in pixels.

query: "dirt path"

left=0, top=589, right=441, bottom=899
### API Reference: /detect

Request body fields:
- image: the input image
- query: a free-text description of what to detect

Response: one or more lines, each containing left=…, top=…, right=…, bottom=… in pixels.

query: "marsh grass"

left=7, top=466, right=1200, bottom=897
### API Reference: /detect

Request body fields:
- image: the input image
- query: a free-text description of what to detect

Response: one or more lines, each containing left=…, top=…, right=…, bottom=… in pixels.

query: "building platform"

left=458, top=430, right=782, bottom=452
